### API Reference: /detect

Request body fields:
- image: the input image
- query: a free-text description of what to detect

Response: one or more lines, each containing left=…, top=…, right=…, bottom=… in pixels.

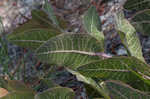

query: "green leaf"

left=130, top=9, right=150, bottom=36
left=0, top=80, right=35, bottom=99
left=36, top=33, right=103, bottom=69
left=11, top=10, right=59, bottom=35
left=43, top=0, right=59, bottom=26
left=7, top=80, right=34, bottom=93
left=35, top=87, right=75, bottom=99
left=115, top=12, right=145, bottom=62
left=77, top=56, right=150, bottom=91
left=83, top=6, right=104, bottom=51
left=0, top=17, right=4, bottom=36
left=41, top=79, right=58, bottom=88
left=32, top=9, right=68, bottom=30
left=7, top=10, right=61, bottom=50
left=8, top=29, right=60, bottom=50
left=124, top=0, right=150, bottom=11
left=0, top=38, right=11, bottom=76
left=0, top=78, right=7, bottom=89
left=34, top=79, right=59, bottom=91
left=31, top=10, right=57, bottom=29
left=68, top=69, right=110, bottom=99
left=104, top=80, right=150, bottom=99
left=0, top=92, right=34, bottom=99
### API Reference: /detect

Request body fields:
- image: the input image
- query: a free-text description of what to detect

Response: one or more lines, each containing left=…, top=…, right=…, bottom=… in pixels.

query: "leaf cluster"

left=1, top=0, right=150, bottom=99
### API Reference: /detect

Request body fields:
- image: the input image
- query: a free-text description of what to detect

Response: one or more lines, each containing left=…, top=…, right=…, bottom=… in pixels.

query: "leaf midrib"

left=80, top=68, right=130, bottom=72
left=37, top=50, right=98, bottom=56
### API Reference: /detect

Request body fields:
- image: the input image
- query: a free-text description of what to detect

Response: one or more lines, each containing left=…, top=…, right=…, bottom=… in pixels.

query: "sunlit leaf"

left=36, top=33, right=104, bottom=69
left=104, top=80, right=150, bottom=99
left=35, top=87, right=75, bottom=99
left=115, top=11, right=145, bottom=62
left=83, top=6, right=104, bottom=51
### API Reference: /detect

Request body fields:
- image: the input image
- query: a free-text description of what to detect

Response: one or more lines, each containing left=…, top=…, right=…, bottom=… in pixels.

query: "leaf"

left=0, top=80, right=35, bottom=99
left=34, top=79, right=59, bottom=91
left=31, top=10, right=57, bottom=29
left=124, top=0, right=150, bottom=11
left=0, top=88, right=9, bottom=98
left=8, top=29, right=61, bottom=50
left=104, top=80, right=150, bottom=99
left=7, top=10, right=61, bottom=50
left=43, top=0, right=59, bottom=26
left=7, top=80, right=34, bottom=93
left=130, top=9, right=150, bottom=36
left=0, top=17, right=4, bottom=36
left=115, top=11, right=145, bottom=62
left=35, top=33, right=103, bottom=69
left=41, top=79, right=58, bottom=88
left=77, top=56, right=150, bottom=91
left=68, top=69, right=110, bottom=99
left=0, top=92, right=34, bottom=99
left=35, top=87, right=75, bottom=99
left=0, top=77, right=7, bottom=89
left=12, top=10, right=59, bottom=35
left=83, top=6, right=104, bottom=51
left=32, top=9, right=68, bottom=30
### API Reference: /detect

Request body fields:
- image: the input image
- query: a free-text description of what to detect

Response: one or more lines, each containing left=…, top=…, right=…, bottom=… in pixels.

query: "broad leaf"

left=68, top=69, right=110, bottom=99
left=77, top=56, right=150, bottom=91
left=8, top=29, right=60, bottom=50
left=35, top=87, right=75, bottom=99
left=124, top=0, right=150, bottom=11
left=7, top=10, right=61, bottom=50
left=36, top=33, right=103, bottom=69
left=83, top=6, right=104, bottom=51
left=130, top=9, right=150, bottom=36
left=115, top=12, right=145, bottom=62
left=104, top=80, right=150, bottom=99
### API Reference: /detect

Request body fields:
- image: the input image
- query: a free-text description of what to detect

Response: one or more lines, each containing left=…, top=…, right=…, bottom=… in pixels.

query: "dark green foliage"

left=1, top=0, right=150, bottom=99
